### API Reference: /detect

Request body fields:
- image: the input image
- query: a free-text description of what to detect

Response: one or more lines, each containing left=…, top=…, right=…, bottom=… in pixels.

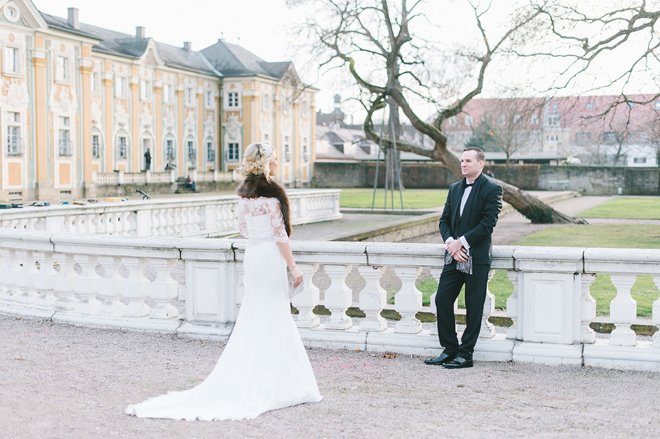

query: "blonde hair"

left=238, top=143, right=274, bottom=179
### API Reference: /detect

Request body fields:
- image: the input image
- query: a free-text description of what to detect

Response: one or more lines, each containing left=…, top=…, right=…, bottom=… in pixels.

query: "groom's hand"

left=447, top=240, right=467, bottom=262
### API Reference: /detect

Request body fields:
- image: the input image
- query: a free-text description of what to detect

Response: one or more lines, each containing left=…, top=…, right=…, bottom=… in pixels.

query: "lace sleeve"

left=237, top=198, right=248, bottom=238
left=267, top=198, right=289, bottom=243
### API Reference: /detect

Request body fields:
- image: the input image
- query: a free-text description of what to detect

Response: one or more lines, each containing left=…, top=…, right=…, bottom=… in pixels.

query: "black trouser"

left=435, top=263, right=490, bottom=359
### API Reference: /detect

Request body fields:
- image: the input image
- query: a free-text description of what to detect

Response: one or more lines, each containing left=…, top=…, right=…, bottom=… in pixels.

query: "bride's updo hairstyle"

left=236, top=142, right=292, bottom=237
left=238, top=142, right=275, bottom=181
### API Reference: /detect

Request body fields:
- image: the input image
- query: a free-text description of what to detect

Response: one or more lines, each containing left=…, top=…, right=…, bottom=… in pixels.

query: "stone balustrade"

left=93, top=170, right=178, bottom=186
left=0, top=190, right=342, bottom=238
left=0, top=230, right=657, bottom=372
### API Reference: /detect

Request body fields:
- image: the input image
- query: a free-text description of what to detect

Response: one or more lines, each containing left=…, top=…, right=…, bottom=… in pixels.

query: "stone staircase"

left=174, top=177, right=196, bottom=194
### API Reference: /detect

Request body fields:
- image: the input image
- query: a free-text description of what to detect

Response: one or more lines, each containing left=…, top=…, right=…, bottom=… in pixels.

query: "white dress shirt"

left=445, top=178, right=477, bottom=250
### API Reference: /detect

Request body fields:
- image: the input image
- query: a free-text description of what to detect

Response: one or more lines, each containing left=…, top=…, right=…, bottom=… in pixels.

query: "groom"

left=425, top=147, right=502, bottom=369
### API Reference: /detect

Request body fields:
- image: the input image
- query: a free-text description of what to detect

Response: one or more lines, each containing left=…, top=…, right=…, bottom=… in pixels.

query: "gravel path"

left=2, top=315, right=659, bottom=438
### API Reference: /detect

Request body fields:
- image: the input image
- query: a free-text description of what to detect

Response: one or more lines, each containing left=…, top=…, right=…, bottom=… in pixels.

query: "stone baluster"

left=394, top=267, right=423, bottom=334
left=151, top=210, right=161, bottom=237
left=15, top=250, right=38, bottom=303
left=580, top=274, right=597, bottom=344
left=357, top=265, right=387, bottom=332
left=72, top=254, right=101, bottom=314
left=121, top=257, right=151, bottom=317
left=32, top=251, right=57, bottom=305
left=653, top=276, right=660, bottom=348
left=292, top=263, right=321, bottom=328
left=323, top=264, right=353, bottom=330
left=0, top=248, right=17, bottom=298
left=428, top=267, right=442, bottom=337
left=149, top=259, right=179, bottom=319
left=95, top=256, right=126, bottom=316
left=479, top=270, right=496, bottom=339
left=52, top=254, right=78, bottom=311
left=505, top=270, right=520, bottom=340
left=609, top=274, right=638, bottom=346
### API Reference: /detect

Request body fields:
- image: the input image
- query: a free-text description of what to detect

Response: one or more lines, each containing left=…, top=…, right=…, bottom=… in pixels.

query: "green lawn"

left=340, top=188, right=447, bottom=209
left=580, top=197, right=660, bottom=220
left=415, top=272, right=657, bottom=318
left=517, top=224, right=660, bottom=249
left=410, top=224, right=660, bottom=318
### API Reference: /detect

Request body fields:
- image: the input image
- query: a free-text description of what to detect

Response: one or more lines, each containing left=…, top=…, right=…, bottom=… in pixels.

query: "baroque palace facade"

left=0, top=1, right=316, bottom=202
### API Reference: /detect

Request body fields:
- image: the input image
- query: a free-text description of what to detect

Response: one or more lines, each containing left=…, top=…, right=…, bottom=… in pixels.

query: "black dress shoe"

left=441, top=356, right=473, bottom=369
left=424, top=352, right=456, bottom=365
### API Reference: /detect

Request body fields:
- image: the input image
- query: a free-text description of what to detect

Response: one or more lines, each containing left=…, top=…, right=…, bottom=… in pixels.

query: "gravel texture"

left=2, top=314, right=659, bottom=439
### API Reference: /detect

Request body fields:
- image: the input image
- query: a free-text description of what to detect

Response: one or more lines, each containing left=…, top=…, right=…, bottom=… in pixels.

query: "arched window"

left=141, top=133, right=153, bottom=171
left=164, top=135, right=176, bottom=170
left=186, top=136, right=196, bottom=165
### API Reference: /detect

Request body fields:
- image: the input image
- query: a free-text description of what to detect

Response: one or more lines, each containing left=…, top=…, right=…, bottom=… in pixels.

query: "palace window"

left=206, top=139, right=215, bottom=162
left=55, top=56, right=69, bottom=81
left=4, top=46, right=19, bottom=74
left=140, top=80, right=152, bottom=101
left=227, top=91, right=239, bottom=108
left=284, top=136, right=291, bottom=163
left=187, top=139, right=196, bottom=161
left=164, top=84, right=172, bottom=104
left=58, top=116, right=72, bottom=156
left=633, top=157, right=647, bottom=164
left=91, top=72, right=99, bottom=94
left=302, top=137, right=309, bottom=162
left=185, top=87, right=194, bottom=106
left=6, top=112, right=21, bottom=156
left=114, top=76, right=127, bottom=98
left=117, top=135, right=128, bottom=160
left=227, top=142, right=240, bottom=161
left=205, top=90, right=214, bottom=108
left=165, top=138, right=175, bottom=163
left=530, top=113, right=539, bottom=125
left=91, top=134, right=101, bottom=159
left=262, top=93, right=270, bottom=111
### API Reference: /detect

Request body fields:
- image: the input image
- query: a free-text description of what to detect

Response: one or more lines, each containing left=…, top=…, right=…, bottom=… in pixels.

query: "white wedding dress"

left=126, top=196, right=322, bottom=421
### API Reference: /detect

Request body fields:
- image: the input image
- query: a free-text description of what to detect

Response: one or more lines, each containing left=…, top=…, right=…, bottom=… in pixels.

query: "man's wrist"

left=459, top=236, right=470, bottom=250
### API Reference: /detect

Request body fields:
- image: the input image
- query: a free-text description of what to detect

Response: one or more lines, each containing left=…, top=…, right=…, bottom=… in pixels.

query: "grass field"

left=412, top=224, right=660, bottom=318
left=340, top=188, right=448, bottom=209
left=579, top=197, right=660, bottom=220
left=415, top=272, right=657, bottom=317
left=517, top=224, right=660, bottom=249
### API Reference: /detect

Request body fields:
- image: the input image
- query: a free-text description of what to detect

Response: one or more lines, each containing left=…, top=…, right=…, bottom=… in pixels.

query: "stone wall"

left=314, top=162, right=538, bottom=190
left=314, top=161, right=659, bottom=195
left=538, top=166, right=659, bottom=195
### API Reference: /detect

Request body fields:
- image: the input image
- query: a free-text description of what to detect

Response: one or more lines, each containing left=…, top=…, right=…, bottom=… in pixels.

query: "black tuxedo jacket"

left=439, top=173, right=503, bottom=265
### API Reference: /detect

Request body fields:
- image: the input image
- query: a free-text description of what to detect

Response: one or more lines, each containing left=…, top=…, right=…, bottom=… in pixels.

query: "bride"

left=126, top=142, right=322, bottom=421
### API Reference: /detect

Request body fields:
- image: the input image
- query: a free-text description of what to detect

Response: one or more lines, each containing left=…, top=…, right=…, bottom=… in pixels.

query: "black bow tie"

left=462, top=180, right=474, bottom=189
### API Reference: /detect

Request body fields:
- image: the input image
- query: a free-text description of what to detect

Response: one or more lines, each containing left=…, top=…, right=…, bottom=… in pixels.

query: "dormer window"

left=227, top=91, right=239, bottom=108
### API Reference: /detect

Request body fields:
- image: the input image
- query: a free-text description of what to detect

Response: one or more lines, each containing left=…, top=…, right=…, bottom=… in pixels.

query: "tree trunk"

left=433, top=141, right=586, bottom=224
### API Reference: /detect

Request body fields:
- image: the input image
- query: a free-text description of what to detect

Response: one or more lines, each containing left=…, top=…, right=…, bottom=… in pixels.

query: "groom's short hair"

left=463, top=147, right=485, bottom=162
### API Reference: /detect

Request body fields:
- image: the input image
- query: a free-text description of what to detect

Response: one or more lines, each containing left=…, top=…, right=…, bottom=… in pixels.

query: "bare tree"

left=468, top=98, right=544, bottom=166
left=519, top=1, right=659, bottom=120
left=292, top=0, right=585, bottom=223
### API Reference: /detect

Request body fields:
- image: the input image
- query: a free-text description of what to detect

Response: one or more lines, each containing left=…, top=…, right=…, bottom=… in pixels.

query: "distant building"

left=0, top=1, right=316, bottom=202
left=442, top=94, right=659, bottom=166
left=316, top=94, right=430, bottom=162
